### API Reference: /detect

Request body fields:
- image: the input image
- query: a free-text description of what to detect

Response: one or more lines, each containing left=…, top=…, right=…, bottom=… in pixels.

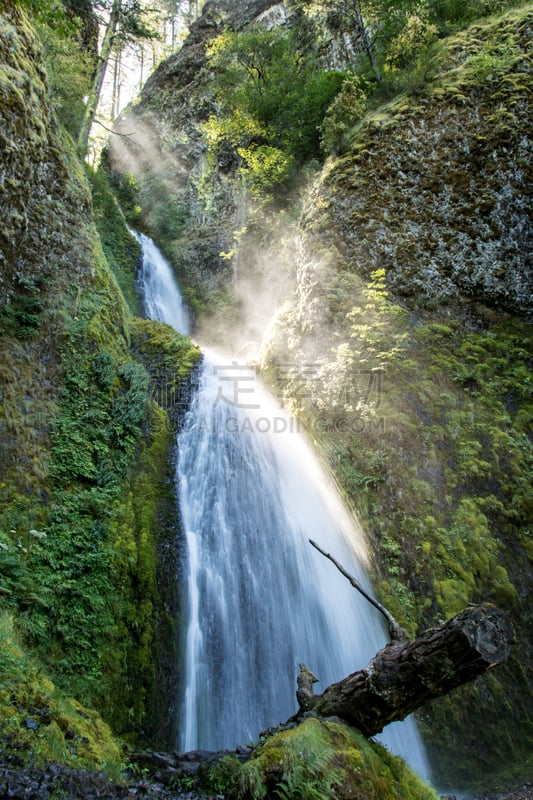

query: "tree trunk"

left=350, top=1, right=381, bottom=83
left=295, top=605, right=513, bottom=736
left=111, top=47, right=122, bottom=120
left=77, top=0, right=121, bottom=158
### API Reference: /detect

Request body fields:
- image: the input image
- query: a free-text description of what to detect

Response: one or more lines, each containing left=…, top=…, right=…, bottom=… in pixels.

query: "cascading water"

left=133, top=231, right=190, bottom=334
left=137, top=234, right=432, bottom=783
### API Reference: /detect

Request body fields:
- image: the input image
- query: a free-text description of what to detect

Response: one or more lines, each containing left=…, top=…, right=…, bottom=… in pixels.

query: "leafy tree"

left=320, top=73, right=369, bottom=155
left=205, top=27, right=345, bottom=197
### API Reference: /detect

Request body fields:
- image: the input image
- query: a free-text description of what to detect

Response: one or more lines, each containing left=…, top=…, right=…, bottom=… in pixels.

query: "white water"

left=133, top=231, right=190, bottom=334
left=137, top=234, right=432, bottom=783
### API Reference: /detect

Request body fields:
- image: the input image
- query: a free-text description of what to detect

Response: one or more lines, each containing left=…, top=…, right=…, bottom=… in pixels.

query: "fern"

left=273, top=745, right=340, bottom=800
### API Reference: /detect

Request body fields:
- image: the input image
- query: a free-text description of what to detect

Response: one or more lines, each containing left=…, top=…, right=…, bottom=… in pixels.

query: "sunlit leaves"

left=203, top=26, right=344, bottom=198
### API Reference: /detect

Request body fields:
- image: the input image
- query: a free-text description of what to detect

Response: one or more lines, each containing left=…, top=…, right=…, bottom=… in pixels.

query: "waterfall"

left=137, top=234, right=432, bottom=783
left=133, top=231, right=190, bottom=334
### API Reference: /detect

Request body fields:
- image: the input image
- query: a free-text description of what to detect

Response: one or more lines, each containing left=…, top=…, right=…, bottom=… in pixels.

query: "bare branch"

left=309, top=539, right=407, bottom=641
left=92, top=118, right=136, bottom=139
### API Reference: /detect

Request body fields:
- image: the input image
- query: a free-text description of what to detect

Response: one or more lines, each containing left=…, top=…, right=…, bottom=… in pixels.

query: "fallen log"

left=295, top=604, right=514, bottom=736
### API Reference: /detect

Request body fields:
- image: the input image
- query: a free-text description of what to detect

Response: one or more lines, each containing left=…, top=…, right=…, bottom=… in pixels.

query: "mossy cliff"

left=107, top=0, right=531, bottom=793
left=0, top=0, right=199, bottom=773
left=263, top=7, right=533, bottom=792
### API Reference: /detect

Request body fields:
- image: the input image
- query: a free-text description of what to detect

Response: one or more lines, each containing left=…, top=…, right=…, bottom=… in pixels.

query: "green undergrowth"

left=0, top=612, right=124, bottom=777
left=0, top=246, right=199, bottom=737
left=196, top=718, right=437, bottom=800
left=131, top=317, right=201, bottom=382
left=8, top=249, right=198, bottom=738
left=2, top=245, right=144, bottom=712
left=103, top=399, right=180, bottom=739
left=89, top=165, right=142, bottom=316
left=0, top=0, right=204, bottom=772
left=130, top=317, right=202, bottom=424
left=0, top=16, right=197, bottom=743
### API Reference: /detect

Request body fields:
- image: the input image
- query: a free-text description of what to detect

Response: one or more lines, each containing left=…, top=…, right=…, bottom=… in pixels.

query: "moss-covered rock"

left=89, top=165, right=142, bottom=316
left=259, top=7, right=533, bottom=792
left=303, top=6, right=532, bottom=317
left=0, top=613, right=123, bottom=776
left=199, top=717, right=438, bottom=800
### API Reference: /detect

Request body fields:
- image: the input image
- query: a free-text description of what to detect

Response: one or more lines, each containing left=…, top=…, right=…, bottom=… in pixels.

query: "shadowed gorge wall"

left=0, top=0, right=200, bottom=761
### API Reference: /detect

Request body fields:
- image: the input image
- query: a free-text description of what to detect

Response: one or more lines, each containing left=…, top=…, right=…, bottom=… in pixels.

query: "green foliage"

left=0, top=612, right=124, bottom=774
left=50, top=325, right=148, bottom=488
left=107, top=168, right=143, bottom=227
left=384, top=14, right=439, bottom=74
left=462, top=36, right=522, bottom=84
left=426, top=0, right=523, bottom=31
left=36, top=19, right=93, bottom=137
left=311, top=270, right=409, bottom=418
left=237, top=144, right=295, bottom=199
left=0, top=528, right=48, bottom=611
left=138, top=174, right=190, bottom=240
left=1, top=302, right=198, bottom=732
left=16, top=0, right=79, bottom=36
left=294, top=308, right=532, bottom=786
left=21, top=308, right=148, bottom=700
left=0, top=274, right=45, bottom=339
left=130, top=317, right=201, bottom=383
left=225, top=719, right=437, bottom=800
left=88, top=165, right=142, bottom=315
left=204, top=26, right=345, bottom=199
left=320, top=74, right=369, bottom=155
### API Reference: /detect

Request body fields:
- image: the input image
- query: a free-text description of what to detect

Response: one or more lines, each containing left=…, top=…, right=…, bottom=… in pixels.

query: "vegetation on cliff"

left=262, top=8, right=532, bottom=788
left=0, top=0, right=199, bottom=773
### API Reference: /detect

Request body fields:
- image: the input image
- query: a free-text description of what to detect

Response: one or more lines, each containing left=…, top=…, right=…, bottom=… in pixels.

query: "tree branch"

left=92, top=118, right=136, bottom=140
left=309, top=539, right=407, bottom=641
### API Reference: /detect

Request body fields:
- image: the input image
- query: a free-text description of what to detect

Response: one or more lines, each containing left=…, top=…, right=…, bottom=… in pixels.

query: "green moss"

left=0, top=0, right=200, bottom=769
left=130, top=317, right=201, bottom=409
left=267, top=203, right=532, bottom=789
left=103, top=401, right=179, bottom=738
left=0, top=612, right=124, bottom=776
left=199, top=718, right=437, bottom=800
left=88, top=165, right=142, bottom=316
left=280, top=307, right=532, bottom=789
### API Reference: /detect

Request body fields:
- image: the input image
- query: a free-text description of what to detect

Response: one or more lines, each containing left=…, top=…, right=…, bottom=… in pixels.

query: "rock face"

left=0, top=1, right=97, bottom=494
left=0, top=0, right=199, bottom=756
left=111, top=3, right=532, bottom=326
left=0, top=4, right=93, bottom=309
left=299, top=12, right=532, bottom=318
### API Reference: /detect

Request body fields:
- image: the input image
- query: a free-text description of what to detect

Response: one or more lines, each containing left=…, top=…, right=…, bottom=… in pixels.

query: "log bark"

left=295, top=604, right=514, bottom=736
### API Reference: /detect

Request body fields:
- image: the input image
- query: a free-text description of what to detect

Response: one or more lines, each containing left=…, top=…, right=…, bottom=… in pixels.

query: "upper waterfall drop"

left=133, top=230, right=190, bottom=334
left=136, top=233, right=432, bottom=784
